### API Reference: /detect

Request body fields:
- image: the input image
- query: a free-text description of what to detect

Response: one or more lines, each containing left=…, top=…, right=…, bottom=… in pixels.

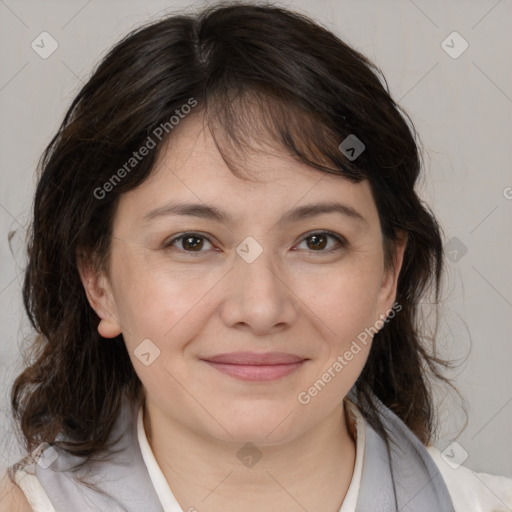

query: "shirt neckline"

left=136, top=400, right=366, bottom=512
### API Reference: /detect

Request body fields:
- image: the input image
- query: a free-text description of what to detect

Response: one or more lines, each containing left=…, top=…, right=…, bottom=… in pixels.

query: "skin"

left=0, top=474, right=33, bottom=512
left=79, top=113, right=406, bottom=512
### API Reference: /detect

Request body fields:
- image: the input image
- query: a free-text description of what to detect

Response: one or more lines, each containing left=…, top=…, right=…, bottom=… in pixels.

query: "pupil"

left=308, top=234, right=326, bottom=250
left=184, top=236, right=202, bottom=251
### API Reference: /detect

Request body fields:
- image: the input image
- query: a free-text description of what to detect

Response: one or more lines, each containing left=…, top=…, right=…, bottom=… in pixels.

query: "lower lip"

left=202, top=360, right=306, bottom=381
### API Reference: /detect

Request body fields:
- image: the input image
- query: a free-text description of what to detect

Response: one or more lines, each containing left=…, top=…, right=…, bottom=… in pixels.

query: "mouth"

left=200, top=352, right=309, bottom=382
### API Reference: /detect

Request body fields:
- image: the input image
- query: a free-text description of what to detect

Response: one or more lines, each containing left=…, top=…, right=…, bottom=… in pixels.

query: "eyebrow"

left=143, top=201, right=367, bottom=227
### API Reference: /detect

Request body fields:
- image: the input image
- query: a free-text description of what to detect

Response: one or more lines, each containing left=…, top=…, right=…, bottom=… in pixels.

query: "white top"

left=11, top=401, right=512, bottom=512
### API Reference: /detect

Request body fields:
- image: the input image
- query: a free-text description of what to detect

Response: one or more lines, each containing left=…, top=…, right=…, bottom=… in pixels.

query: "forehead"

left=148, top=112, right=325, bottom=184
left=115, top=113, right=379, bottom=228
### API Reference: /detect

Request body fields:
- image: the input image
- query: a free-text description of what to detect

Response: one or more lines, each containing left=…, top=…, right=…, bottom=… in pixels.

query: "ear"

left=76, top=251, right=123, bottom=338
left=376, top=231, right=408, bottom=319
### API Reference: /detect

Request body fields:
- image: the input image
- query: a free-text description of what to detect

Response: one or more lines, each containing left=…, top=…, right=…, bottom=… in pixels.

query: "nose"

left=219, top=240, right=299, bottom=336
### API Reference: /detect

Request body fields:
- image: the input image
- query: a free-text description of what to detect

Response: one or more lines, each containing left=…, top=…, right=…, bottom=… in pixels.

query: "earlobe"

left=76, top=254, right=123, bottom=339
left=97, top=315, right=123, bottom=338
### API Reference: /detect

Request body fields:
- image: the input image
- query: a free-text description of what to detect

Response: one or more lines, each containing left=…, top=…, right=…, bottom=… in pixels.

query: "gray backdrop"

left=1, top=0, right=511, bottom=483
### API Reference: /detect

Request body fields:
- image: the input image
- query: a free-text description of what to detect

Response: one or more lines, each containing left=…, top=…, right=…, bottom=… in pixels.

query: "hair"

left=10, top=0, right=454, bottom=468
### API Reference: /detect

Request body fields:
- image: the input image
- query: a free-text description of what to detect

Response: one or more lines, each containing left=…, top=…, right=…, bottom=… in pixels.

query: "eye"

left=294, top=231, right=347, bottom=252
left=163, top=230, right=347, bottom=255
left=164, top=232, right=215, bottom=253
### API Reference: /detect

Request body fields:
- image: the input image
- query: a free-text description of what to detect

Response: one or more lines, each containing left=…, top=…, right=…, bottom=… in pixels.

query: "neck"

left=142, top=398, right=357, bottom=512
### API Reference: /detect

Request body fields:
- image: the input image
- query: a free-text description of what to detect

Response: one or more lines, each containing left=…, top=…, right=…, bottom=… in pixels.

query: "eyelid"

left=164, top=230, right=348, bottom=253
left=293, top=230, right=348, bottom=251
left=163, top=231, right=217, bottom=252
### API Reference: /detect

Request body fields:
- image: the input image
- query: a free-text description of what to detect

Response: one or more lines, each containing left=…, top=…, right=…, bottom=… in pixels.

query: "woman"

left=1, top=2, right=511, bottom=511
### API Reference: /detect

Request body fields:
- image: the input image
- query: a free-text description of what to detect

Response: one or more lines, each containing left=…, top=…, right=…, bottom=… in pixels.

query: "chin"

left=206, top=400, right=304, bottom=446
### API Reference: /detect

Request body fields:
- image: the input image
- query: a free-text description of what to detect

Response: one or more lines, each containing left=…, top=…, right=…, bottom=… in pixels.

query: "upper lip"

left=201, top=352, right=308, bottom=365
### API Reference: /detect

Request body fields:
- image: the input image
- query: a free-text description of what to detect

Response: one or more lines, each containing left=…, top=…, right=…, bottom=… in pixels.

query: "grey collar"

left=26, top=394, right=454, bottom=511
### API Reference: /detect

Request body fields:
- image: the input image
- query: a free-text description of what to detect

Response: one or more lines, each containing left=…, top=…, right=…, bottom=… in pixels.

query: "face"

left=80, top=113, right=405, bottom=446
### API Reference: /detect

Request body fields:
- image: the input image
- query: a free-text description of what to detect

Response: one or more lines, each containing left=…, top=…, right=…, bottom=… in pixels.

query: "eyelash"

left=163, top=230, right=348, bottom=255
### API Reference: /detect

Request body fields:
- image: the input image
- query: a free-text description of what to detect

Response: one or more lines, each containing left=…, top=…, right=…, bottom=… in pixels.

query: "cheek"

left=109, top=243, right=178, bottom=325
left=111, top=258, right=222, bottom=387
left=296, top=260, right=384, bottom=342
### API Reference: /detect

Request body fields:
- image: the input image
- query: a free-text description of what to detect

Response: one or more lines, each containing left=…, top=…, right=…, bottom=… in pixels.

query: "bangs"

left=199, top=86, right=366, bottom=183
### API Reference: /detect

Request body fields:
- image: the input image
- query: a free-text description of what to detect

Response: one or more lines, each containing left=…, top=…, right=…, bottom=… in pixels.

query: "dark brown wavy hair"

left=10, top=1, right=454, bottom=465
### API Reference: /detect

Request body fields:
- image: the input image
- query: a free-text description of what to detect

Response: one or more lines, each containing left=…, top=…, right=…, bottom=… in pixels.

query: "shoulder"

left=426, top=445, right=512, bottom=511
left=0, top=471, right=33, bottom=512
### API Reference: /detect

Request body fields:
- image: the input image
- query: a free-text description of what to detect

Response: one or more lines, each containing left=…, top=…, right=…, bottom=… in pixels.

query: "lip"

left=200, top=352, right=308, bottom=382
left=202, top=351, right=306, bottom=365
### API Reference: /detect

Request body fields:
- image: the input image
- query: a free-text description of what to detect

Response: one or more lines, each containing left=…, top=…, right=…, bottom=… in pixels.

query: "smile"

left=200, top=352, right=309, bottom=382
left=202, top=360, right=307, bottom=381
